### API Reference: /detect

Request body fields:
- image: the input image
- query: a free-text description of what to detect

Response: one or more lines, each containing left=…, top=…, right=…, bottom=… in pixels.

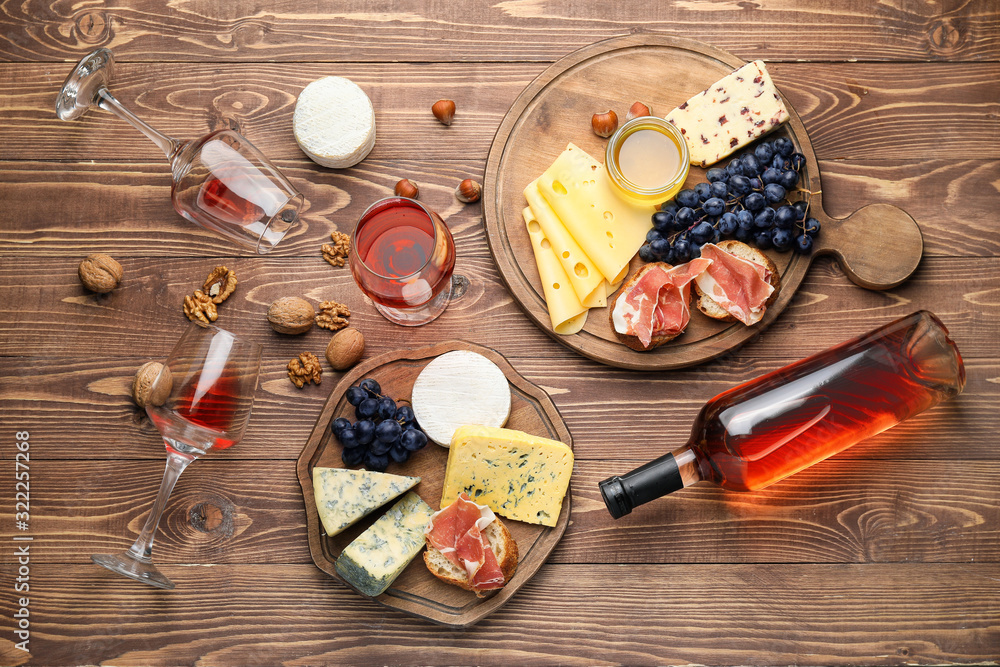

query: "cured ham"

left=612, top=258, right=712, bottom=348
left=424, top=493, right=505, bottom=593
left=695, top=243, right=775, bottom=325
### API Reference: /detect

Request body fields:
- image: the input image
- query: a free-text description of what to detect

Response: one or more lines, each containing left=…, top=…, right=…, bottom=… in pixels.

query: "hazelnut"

left=79, top=253, right=123, bottom=293
left=625, top=101, right=652, bottom=121
left=431, top=99, right=456, bottom=126
left=591, top=110, right=618, bottom=138
left=267, top=297, right=316, bottom=334
left=394, top=178, right=419, bottom=199
left=455, top=179, right=482, bottom=203
left=325, top=327, right=366, bottom=371
left=132, top=361, right=172, bottom=408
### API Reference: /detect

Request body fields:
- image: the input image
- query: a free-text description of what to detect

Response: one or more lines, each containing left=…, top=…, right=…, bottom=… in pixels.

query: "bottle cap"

left=599, top=452, right=684, bottom=519
left=599, top=476, right=631, bottom=519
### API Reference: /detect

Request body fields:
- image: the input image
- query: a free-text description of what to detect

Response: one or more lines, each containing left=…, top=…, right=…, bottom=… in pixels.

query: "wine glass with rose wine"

left=56, top=48, right=302, bottom=253
left=91, top=323, right=262, bottom=589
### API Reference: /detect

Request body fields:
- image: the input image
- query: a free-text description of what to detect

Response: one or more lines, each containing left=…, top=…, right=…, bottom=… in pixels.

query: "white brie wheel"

left=410, top=351, right=512, bottom=447
left=293, top=76, right=376, bottom=169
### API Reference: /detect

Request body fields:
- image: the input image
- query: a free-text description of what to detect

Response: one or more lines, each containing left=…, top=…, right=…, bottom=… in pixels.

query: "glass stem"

left=96, top=87, right=180, bottom=160
left=125, top=451, right=194, bottom=563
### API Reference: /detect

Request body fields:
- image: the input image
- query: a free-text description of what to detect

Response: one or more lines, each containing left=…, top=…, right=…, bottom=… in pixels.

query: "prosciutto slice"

left=612, top=258, right=713, bottom=348
left=695, top=243, right=774, bottom=326
left=425, top=493, right=505, bottom=592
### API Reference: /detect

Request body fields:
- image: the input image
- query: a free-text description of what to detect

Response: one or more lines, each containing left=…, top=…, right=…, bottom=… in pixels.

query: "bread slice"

left=694, top=240, right=781, bottom=322
left=423, top=517, right=519, bottom=598
left=609, top=262, right=687, bottom=352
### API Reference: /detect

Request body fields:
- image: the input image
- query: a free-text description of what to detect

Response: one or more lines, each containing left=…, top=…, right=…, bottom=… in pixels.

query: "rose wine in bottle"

left=600, top=311, right=965, bottom=518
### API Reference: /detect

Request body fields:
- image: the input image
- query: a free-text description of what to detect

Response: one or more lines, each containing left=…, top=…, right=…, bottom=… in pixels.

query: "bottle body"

left=601, top=311, right=965, bottom=517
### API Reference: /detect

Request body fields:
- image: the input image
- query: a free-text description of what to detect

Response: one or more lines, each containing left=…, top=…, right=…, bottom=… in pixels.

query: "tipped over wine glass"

left=56, top=48, right=303, bottom=253
left=91, top=323, right=262, bottom=589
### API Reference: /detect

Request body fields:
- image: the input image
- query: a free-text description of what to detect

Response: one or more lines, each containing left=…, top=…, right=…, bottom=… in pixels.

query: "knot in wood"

left=189, top=500, right=234, bottom=536
left=450, top=274, right=469, bottom=300
left=74, top=11, right=111, bottom=45
left=927, top=18, right=967, bottom=54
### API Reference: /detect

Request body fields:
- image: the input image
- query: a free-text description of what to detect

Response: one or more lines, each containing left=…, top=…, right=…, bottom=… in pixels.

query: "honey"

left=605, top=116, right=689, bottom=205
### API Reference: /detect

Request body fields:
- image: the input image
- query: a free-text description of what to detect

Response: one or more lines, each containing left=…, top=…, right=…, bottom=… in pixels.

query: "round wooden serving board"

left=296, top=340, right=573, bottom=628
left=483, top=34, right=923, bottom=370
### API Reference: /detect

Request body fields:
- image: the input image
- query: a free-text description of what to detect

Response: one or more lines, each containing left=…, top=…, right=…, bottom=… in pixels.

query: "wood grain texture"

left=0, top=563, right=995, bottom=666
left=0, top=1, right=996, bottom=63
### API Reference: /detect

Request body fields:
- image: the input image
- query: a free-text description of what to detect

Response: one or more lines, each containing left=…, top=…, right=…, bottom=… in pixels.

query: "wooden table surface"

left=1, top=2, right=998, bottom=666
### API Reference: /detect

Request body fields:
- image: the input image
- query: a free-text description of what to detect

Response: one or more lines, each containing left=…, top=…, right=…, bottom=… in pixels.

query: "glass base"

left=374, top=280, right=452, bottom=326
left=91, top=552, right=175, bottom=590
left=56, top=48, right=114, bottom=121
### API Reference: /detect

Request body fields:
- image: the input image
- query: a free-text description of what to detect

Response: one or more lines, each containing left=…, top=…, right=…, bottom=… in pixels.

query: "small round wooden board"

left=484, top=34, right=922, bottom=370
left=296, top=340, right=573, bottom=628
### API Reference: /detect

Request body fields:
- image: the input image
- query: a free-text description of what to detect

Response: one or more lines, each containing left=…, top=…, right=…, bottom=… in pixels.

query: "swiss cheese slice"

left=410, top=350, right=512, bottom=447
left=293, top=76, right=376, bottom=168
left=312, top=467, right=420, bottom=537
left=522, top=207, right=588, bottom=335
left=535, top=143, right=655, bottom=283
left=523, top=180, right=606, bottom=308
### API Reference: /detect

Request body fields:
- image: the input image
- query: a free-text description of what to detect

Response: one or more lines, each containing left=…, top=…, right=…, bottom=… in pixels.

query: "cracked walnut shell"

left=288, top=352, right=322, bottom=388
left=79, top=254, right=123, bottom=293
left=183, top=290, right=218, bottom=325
left=316, top=300, right=350, bottom=331
left=202, top=266, right=237, bottom=304
left=322, top=231, right=351, bottom=267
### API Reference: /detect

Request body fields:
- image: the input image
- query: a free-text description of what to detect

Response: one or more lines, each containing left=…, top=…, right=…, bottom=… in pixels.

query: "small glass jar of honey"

left=605, top=116, right=690, bottom=206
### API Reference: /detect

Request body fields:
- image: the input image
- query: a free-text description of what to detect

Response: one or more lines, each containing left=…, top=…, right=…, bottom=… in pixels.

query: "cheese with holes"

left=522, top=207, right=588, bottom=335
left=535, top=143, right=655, bottom=283
left=334, top=491, right=433, bottom=597
left=524, top=180, right=606, bottom=308
left=442, top=425, right=574, bottom=527
left=312, top=467, right=420, bottom=537
left=411, top=351, right=512, bottom=447
left=294, top=76, right=376, bottom=168
left=665, top=60, right=788, bottom=168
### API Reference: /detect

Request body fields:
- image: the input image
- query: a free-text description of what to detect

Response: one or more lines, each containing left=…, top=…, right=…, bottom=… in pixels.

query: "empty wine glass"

left=56, top=48, right=303, bottom=253
left=91, top=323, right=262, bottom=589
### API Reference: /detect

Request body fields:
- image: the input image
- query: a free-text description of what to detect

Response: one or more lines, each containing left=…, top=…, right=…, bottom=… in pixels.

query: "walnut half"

left=183, top=290, right=218, bottom=325
left=316, top=300, right=351, bottom=331
left=322, top=231, right=351, bottom=267
left=287, top=352, right=322, bottom=388
left=203, top=266, right=237, bottom=304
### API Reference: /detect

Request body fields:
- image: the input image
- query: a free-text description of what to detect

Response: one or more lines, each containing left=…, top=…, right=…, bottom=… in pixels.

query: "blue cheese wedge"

left=293, top=76, right=376, bottom=168
left=665, top=60, right=789, bottom=167
left=334, top=491, right=434, bottom=597
left=441, top=425, right=574, bottom=527
left=312, top=467, right=420, bottom=537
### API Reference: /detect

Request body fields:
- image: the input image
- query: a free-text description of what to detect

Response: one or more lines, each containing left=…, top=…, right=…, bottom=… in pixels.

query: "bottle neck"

left=599, top=444, right=704, bottom=519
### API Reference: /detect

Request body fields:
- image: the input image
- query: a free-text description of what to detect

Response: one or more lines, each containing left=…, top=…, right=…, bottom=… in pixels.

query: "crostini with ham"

left=694, top=240, right=781, bottom=326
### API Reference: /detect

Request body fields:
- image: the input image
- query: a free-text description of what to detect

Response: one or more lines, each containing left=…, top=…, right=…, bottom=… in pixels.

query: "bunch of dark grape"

left=330, top=378, right=429, bottom=472
left=640, top=136, right=822, bottom=264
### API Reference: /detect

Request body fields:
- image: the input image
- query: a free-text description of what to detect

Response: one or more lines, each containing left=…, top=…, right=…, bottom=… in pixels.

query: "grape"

left=342, top=446, right=365, bottom=467
left=793, top=200, right=809, bottom=220
left=754, top=207, right=775, bottom=229
left=650, top=238, right=671, bottom=258
left=726, top=158, right=743, bottom=176
left=694, top=182, right=712, bottom=201
left=702, top=197, right=726, bottom=217
left=709, top=181, right=729, bottom=199
left=706, top=167, right=728, bottom=182
left=364, top=450, right=390, bottom=472
left=359, top=379, right=381, bottom=397
left=790, top=153, right=806, bottom=171
left=356, top=397, right=378, bottom=420
left=676, top=189, right=700, bottom=208
left=354, top=419, right=376, bottom=445
left=736, top=209, right=754, bottom=230
left=718, top=212, right=739, bottom=236
left=729, top=175, right=751, bottom=196
left=734, top=225, right=754, bottom=242
left=745, top=192, right=766, bottom=212
left=754, top=142, right=775, bottom=163
left=771, top=154, right=787, bottom=170
left=749, top=177, right=763, bottom=190
left=772, top=227, right=793, bottom=251
left=646, top=229, right=664, bottom=243
left=394, top=405, right=415, bottom=424
left=691, top=221, right=714, bottom=244
left=375, top=419, right=402, bottom=443
left=376, top=397, right=397, bottom=420
left=336, top=425, right=359, bottom=449
left=774, top=205, right=797, bottom=230
left=689, top=243, right=702, bottom=259
left=389, top=444, right=410, bottom=464
left=774, top=137, right=795, bottom=157
left=779, top=169, right=799, bottom=190
left=639, top=243, right=656, bottom=262
left=761, top=167, right=782, bottom=185
left=345, top=387, right=367, bottom=406
left=401, top=428, right=428, bottom=451
left=794, top=234, right=814, bottom=254
left=664, top=248, right=677, bottom=264
left=803, top=217, right=821, bottom=237
left=331, top=417, right=352, bottom=435
left=673, top=238, right=691, bottom=261
left=369, top=437, right=392, bottom=455
left=741, top=154, right=762, bottom=176
left=754, top=229, right=774, bottom=250
left=660, top=202, right=678, bottom=216
left=763, top=183, right=786, bottom=204
left=675, top=206, right=697, bottom=227
left=652, top=210, right=674, bottom=231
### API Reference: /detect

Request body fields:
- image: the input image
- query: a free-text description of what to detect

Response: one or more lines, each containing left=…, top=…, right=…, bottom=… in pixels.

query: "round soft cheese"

left=293, top=76, right=375, bottom=169
left=411, top=350, right=512, bottom=447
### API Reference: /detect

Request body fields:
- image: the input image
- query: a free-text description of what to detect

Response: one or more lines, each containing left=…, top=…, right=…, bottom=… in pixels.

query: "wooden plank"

left=1, top=157, right=998, bottom=258
left=0, top=0, right=996, bottom=63
left=1, top=355, right=995, bottom=461
left=11, top=459, right=998, bottom=565
left=0, top=563, right=995, bottom=666
left=2, top=62, right=998, bottom=162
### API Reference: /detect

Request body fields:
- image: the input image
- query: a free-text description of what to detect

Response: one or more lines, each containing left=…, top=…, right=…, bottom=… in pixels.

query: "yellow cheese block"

left=522, top=207, right=588, bottom=334
left=536, top=143, right=655, bottom=282
left=442, top=424, right=574, bottom=527
left=523, top=180, right=606, bottom=308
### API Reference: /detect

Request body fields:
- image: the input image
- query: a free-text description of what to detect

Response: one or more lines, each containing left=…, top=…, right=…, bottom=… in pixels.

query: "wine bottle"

left=600, top=311, right=965, bottom=518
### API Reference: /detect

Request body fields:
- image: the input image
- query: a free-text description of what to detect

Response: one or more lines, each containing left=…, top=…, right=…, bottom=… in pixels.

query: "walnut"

left=267, top=297, right=315, bottom=334
left=316, top=300, right=351, bottom=331
left=132, top=361, right=172, bottom=408
left=322, top=231, right=351, bottom=267
left=183, top=290, right=218, bottom=325
left=326, top=327, right=365, bottom=370
left=287, top=352, right=322, bottom=388
left=202, top=266, right=237, bottom=304
left=79, top=254, right=123, bottom=293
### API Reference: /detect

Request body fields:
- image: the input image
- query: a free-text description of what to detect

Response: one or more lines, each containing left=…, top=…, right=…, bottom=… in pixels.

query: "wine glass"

left=349, top=196, right=456, bottom=326
left=55, top=48, right=303, bottom=254
left=91, top=323, right=262, bottom=589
